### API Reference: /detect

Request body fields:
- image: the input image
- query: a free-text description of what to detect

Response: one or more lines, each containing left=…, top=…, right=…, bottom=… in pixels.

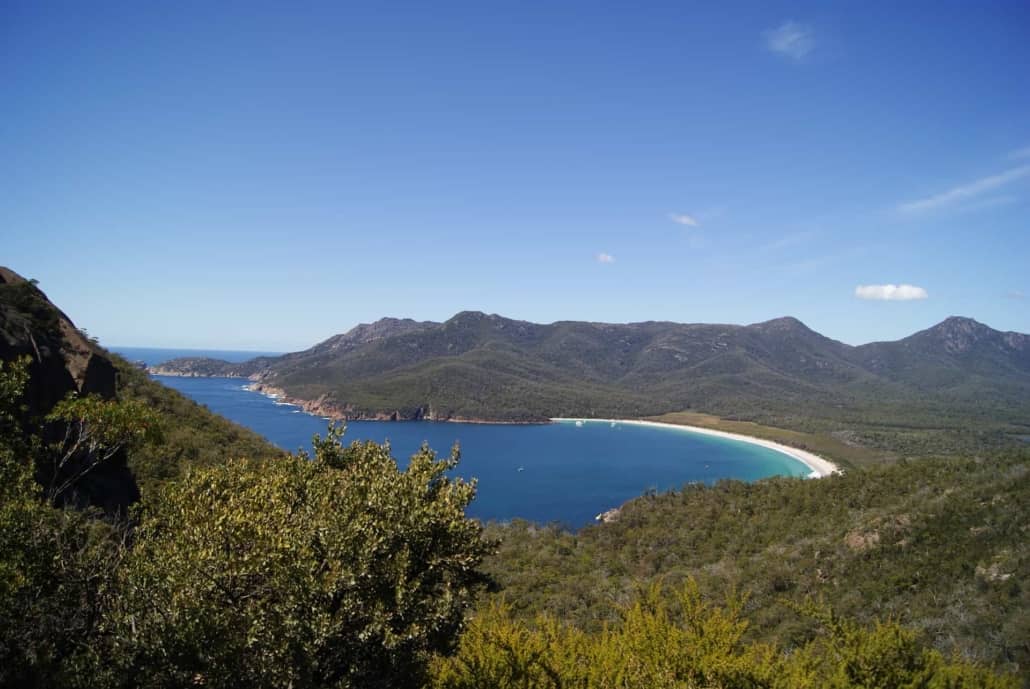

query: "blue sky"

left=2, top=1, right=1029, bottom=351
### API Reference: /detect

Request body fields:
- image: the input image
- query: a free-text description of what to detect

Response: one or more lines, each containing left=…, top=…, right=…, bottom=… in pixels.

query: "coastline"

left=243, top=382, right=548, bottom=425
left=148, top=368, right=245, bottom=378
left=551, top=417, right=841, bottom=478
left=150, top=372, right=838, bottom=475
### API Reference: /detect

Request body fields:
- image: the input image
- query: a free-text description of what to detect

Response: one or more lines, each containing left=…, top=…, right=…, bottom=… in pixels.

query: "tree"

left=0, top=358, right=127, bottom=689
left=430, top=581, right=1018, bottom=689
left=115, top=425, right=492, bottom=689
left=45, top=393, right=160, bottom=503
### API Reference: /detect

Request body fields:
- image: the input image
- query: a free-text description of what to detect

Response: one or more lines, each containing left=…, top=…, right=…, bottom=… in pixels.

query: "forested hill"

left=153, top=311, right=1030, bottom=455
left=0, top=267, right=281, bottom=506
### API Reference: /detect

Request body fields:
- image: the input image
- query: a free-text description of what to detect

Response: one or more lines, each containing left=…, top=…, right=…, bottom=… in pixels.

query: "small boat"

left=517, top=466, right=525, bottom=472
left=610, top=421, right=616, bottom=428
left=575, top=420, right=584, bottom=427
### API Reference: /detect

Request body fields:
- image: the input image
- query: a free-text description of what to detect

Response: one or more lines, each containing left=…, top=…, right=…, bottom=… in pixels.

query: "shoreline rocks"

left=244, top=382, right=548, bottom=425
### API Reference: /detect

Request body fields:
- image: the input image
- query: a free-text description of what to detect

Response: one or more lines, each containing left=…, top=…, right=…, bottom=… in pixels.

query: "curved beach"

left=551, top=418, right=840, bottom=478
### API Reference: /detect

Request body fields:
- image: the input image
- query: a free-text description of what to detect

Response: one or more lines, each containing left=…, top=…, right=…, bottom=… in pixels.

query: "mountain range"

left=152, top=312, right=1030, bottom=450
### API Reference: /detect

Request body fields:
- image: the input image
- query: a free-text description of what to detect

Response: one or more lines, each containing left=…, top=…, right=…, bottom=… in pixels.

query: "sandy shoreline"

left=551, top=417, right=840, bottom=478
left=231, top=382, right=841, bottom=477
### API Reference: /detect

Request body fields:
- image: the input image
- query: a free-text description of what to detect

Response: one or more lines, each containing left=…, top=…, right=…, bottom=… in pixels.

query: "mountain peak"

left=926, top=316, right=995, bottom=339
left=748, top=316, right=814, bottom=334
left=311, top=318, right=434, bottom=354
left=764, top=316, right=805, bottom=327
left=449, top=310, right=490, bottom=322
left=446, top=311, right=523, bottom=328
left=936, top=315, right=988, bottom=329
left=912, top=316, right=1000, bottom=355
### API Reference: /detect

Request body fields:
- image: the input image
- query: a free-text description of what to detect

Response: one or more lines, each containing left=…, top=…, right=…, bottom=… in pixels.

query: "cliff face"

left=0, top=267, right=138, bottom=512
left=0, top=268, right=118, bottom=412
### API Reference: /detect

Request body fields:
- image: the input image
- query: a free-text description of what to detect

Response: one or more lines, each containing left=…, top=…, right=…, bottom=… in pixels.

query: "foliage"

left=432, top=581, right=1016, bottom=688
left=0, top=358, right=128, bottom=689
left=2, top=349, right=493, bottom=688
left=0, top=277, right=62, bottom=335
left=110, top=353, right=283, bottom=495
left=482, top=453, right=1030, bottom=677
left=0, top=356, right=32, bottom=457
left=43, top=393, right=161, bottom=502
left=0, top=487, right=126, bottom=689
left=112, top=425, right=492, bottom=689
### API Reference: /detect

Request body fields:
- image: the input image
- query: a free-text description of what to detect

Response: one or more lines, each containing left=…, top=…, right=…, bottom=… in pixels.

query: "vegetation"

left=0, top=274, right=63, bottom=335
left=111, top=353, right=282, bottom=496
left=43, top=393, right=161, bottom=503
left=433, top=582, right=1016, bottom=688
left=0, top=359, right=128, bottom=687
left=1, top=267, right=282, bottom=501
left=154, top=311, right=1030, bottom=461
left=0, top=358, right=493, bottom=688
left=112, top=429, right=490, bottom=688
left=1, top=352, right=1021, bottom=686
left=481, top=453, right=1030, bottom=677
left=1, top=271, right=1026, bottom=686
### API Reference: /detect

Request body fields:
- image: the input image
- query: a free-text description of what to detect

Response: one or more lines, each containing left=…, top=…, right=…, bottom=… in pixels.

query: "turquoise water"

left=140, top=370, right=810, bottom=526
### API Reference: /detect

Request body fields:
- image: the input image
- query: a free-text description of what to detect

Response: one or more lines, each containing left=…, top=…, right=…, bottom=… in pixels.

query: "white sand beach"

left=551, top=418, right=840, bottom=478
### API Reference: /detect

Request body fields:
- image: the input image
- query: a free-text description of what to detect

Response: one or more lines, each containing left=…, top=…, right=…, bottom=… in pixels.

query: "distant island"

left=150, top=311, right=1030, bottom=461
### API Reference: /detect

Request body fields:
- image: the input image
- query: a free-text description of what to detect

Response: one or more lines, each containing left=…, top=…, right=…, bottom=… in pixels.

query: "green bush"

left=112, top=427, right=492, bottom=689
left=432, top=581, right=1017, bottom=688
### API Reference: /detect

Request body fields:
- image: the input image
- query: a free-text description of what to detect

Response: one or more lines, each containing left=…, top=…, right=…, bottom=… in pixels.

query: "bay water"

left=115, top=347, right=810, bottom=526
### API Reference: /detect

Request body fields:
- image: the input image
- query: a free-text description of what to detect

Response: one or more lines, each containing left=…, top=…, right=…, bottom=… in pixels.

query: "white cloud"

left=897, top=165, right=1030, bottom=214
left=596, top=252, right=615, bottom=264
left=668, top=213, right=699, bottom=227
left=855, top=284, right=928, bottom=301
left=1009, top=146, right=1030, bottom=160
left=765, top=21, right=815, bottom=61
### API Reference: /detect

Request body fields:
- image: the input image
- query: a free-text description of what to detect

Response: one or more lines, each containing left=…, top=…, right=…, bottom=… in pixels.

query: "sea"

left=113, top=346, right=811, bottom=526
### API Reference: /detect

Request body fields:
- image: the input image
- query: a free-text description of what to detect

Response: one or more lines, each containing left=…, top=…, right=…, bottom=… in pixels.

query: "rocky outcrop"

left=0, top=267, right=138, bottom=512
left=245, top=383, right=546, bottom=424
left=0, top=268, right=118, bottom=412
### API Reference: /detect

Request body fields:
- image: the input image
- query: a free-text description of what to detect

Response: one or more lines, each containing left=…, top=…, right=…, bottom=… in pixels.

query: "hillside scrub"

left=482, top=452, right=1030, bottom=677
left=433, top=582, right=1017, bottom=688
left=0, top=358, right=493, bottom=688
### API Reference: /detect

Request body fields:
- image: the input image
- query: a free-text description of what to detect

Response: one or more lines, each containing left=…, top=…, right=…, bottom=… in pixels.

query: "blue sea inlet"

left=115, top=348, right=810, bottom=526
